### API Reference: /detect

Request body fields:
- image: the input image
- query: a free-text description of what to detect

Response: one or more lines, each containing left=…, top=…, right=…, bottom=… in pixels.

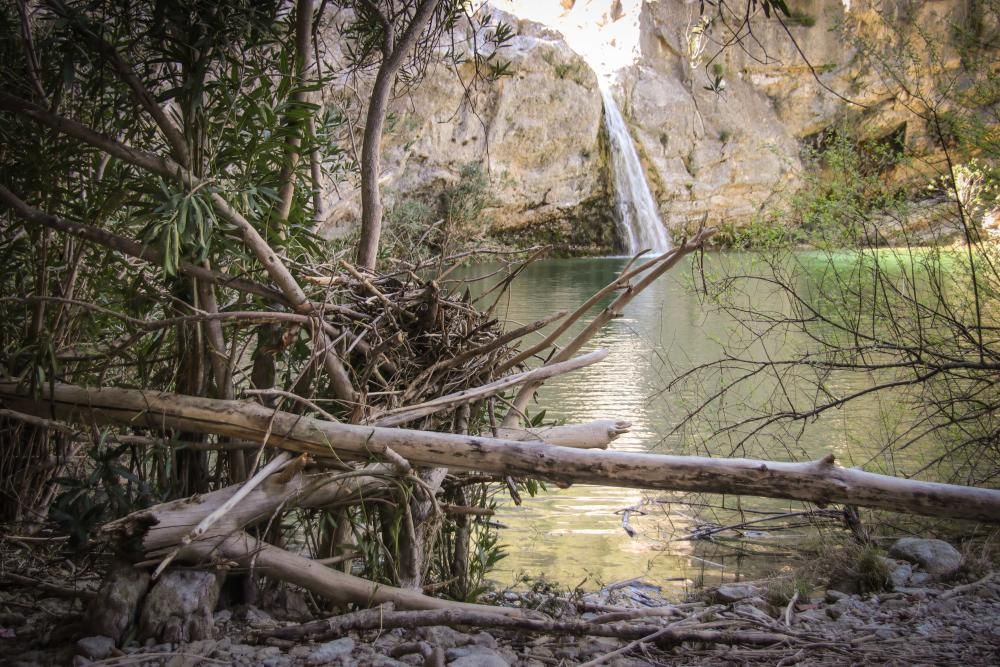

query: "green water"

left=449, top=254, right=932, bottom=594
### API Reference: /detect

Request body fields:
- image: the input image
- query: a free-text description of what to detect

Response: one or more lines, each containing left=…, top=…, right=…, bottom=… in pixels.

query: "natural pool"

left=449, top=253, right=935, bottom=594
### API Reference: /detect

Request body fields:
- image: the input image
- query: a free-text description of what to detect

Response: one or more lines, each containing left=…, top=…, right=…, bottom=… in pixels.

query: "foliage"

left=384, top=161, right=495, bottom=262
left=766, top=576, right=812, bottom=607
left=50, top=437, right=156, bottom=549
left=673, top=2, right=1000, bottom=486
left=0, top=0, right=520, bottom=604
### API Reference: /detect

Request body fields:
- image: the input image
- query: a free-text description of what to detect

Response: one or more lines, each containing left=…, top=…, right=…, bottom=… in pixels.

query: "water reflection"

left=449, top=255, right=890, bottom=591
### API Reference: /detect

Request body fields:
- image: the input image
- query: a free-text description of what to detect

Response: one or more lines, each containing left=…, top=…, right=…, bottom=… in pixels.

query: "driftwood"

left=495, top=419, right=631, bottom=449
left=180, top=532, right=529, bottom=617
left=4, top=381, right=1000, bottom=523
left=256, top=603, right=795, bottom=647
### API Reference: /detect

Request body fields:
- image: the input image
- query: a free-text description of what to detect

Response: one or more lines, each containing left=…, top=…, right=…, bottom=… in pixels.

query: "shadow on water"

left=448, top=254, right=917, bottom=594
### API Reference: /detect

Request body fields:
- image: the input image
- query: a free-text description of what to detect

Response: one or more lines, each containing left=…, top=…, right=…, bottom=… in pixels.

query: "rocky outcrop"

left=319, top=14, right=617, bottom=253
left=318, top=0, right=992, bottom=251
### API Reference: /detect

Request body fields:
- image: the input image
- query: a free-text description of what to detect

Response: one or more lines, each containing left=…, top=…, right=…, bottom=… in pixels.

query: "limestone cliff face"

left=625, top=0, right=988, bottom=236
left=319, top=15, right=617, bottom=253
left=623, top=0, right=805, bottom=234
left=319, top=0, right=989, bottom=250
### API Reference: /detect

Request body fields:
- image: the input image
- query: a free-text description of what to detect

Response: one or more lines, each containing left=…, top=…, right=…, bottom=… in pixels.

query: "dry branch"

left=371, top=348, right=609, bottom=427
left=182, top=531, right=528, bottom=616
left=496, top=419, right=631, bottom=449
left=5, top=381, right=1000, bottom=523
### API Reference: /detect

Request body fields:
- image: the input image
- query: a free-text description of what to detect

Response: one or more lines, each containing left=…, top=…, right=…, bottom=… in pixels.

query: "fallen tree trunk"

left=181, top=532, right=529, bottom=617
left=4, top=381, right=1000, bottom=523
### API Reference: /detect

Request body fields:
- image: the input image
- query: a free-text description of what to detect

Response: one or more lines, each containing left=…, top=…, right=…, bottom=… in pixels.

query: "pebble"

left=825, top=589, right=849, bottom=603
left=307, top=637, right=355, bottom=665
left=75, top=635, right=115, bottom=660
left=715, top=583, right=761, bottom=603
left=449, top=654, right=510, bottom=667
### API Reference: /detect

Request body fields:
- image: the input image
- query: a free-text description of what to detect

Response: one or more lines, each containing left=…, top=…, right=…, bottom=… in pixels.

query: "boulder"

left=138, top=570, right=223, bottom=643
left=307, top=638, right=355, bottom=666
left=86, top=562, right=150, bottom=643
left=888, top=538, right=962, bottom=577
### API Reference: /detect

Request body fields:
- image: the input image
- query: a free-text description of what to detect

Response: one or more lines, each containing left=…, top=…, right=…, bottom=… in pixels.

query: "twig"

left=578, top=625, right=676, bottom=667
left=245, top=389, right=340, bottom=422
left=784, top=591, right=799, bottom=627
left=371, top=348, right=609, bottom=426
left=258, top=606, right=796, bottom=646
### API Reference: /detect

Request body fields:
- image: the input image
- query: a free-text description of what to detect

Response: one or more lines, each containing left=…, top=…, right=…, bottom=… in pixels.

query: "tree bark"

left=355, top=0, right=443, bottom=270
left=275, top=0, right=316, bottom=224
left=5, top=381, right=1000, bottom=523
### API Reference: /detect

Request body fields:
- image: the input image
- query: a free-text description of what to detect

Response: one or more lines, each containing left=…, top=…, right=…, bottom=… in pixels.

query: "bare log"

left=102, top=461, right=393, bottom=555
left=5, top=381, right=1000, bottom=523
left=257, top=605, right=794, bottom=647
left=181, top=531, right=528, bottom=617
left=496, top=419, right=631, bottom=449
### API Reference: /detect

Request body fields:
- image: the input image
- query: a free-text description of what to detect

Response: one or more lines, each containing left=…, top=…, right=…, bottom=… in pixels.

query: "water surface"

left=449, top=254, right=920, bottom=593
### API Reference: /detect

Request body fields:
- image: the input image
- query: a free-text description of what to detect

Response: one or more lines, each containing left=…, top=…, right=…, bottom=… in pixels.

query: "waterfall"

left=598, top=79, right=671, bottom=255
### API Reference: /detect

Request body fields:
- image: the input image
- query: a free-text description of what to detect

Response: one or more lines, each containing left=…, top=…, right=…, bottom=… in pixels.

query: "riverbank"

left=3, top=534, right=998, bottom=666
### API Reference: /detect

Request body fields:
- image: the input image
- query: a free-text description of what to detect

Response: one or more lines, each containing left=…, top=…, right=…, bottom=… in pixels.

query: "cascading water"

left=598, top=78, right=671, bottom=255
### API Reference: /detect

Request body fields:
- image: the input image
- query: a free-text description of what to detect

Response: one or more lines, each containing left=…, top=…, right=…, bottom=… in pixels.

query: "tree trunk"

left=6, top=381, right=1000, bottom=523
left=355, top=0, right=443, bottom=270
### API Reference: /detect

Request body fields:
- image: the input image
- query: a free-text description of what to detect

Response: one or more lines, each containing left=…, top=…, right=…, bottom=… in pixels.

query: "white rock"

left=889, top=538, right=962, bottom=576
left=307, top=637, right=355, bottom=665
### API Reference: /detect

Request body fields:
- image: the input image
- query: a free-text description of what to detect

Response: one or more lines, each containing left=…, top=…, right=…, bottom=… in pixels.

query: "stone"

left=261, top=657, right=291, bottom=667
left=75, top=635, right=115, bottom=660
left=370, top=658, right=410, bottom=667
left=889, top=538, right=962, bottom=576
left=87, top=562, right=150, bottom=643
left=715, top=584, right=761, bottom=603
left=165, top=641, right=219, bottom=667
left=307, top=637, right=355, bottom=665
left=470, top=631, right=498, bottom=648
left=243, top=606, right=276, bottom=629
left=449, top=653, right=511, bottom=667
left=416, top=624, right=472, bottom=648
left=883, top=558, right=913, bottom=589
left=824, top=589, right=849, bottom=603
left=138, top=570, right=224, bottom=643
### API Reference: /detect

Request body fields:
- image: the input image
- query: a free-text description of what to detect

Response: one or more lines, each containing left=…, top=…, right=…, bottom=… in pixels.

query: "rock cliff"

left=318, top=0, right=990, bottom=252
left=319, top=14, right=617, bottom=253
